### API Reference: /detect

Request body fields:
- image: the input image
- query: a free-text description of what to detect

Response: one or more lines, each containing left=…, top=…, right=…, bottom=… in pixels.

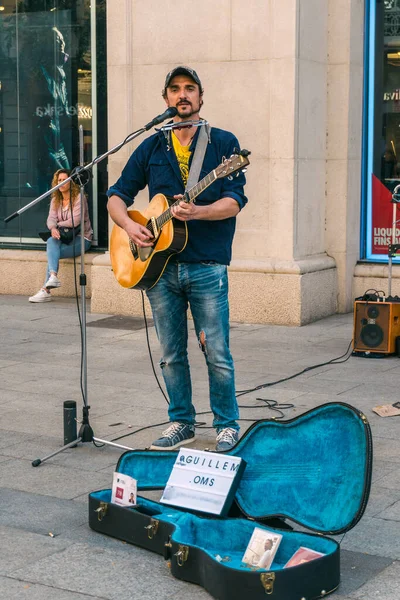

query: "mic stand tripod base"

left=31, top=434, right=135, bottom=467
left=32, top=437, right=83, bottom=467
left=79, top=422, right=94, bottom=443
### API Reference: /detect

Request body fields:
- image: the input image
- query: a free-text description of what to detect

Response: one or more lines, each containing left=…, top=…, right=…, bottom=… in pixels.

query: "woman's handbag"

left=58, top=225, right=80, bottom=243
left=38, top=231, right=51, bottom=242
left=38, top=225, right=80, bottom=243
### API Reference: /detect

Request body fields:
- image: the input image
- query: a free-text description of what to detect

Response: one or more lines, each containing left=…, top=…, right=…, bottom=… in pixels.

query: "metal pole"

left=388, top=200, right=397, bottom=296
left=79, top=124, right=88, bottom=407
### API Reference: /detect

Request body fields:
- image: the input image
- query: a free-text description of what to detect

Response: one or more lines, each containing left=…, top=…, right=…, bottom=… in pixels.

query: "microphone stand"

left=4, top=109, right=177, bottom=466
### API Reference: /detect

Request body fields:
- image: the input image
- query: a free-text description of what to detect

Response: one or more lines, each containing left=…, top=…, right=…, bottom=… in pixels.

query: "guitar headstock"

left=215, top=149, right=251, bottom=180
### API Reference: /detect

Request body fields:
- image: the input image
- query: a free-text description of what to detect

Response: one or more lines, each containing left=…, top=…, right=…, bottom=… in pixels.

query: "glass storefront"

left=0, top=0, right=108, bottom=248
left=363, top=0, right=400, bottom=261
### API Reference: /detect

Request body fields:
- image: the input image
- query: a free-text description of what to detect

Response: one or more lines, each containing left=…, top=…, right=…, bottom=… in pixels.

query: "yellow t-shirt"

left=172, top=131, right=192, bottom=187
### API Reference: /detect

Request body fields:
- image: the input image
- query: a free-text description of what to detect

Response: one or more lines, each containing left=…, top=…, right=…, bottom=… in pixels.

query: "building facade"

left=0, top=0, right=398, bottom=325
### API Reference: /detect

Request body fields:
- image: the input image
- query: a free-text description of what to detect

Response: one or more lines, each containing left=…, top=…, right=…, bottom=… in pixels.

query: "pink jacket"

left=47, top=195, right=93, bottom=241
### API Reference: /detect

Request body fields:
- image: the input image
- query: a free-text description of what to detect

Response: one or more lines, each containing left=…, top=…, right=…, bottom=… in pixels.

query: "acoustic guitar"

left=110, top=149, right=251, bottom=290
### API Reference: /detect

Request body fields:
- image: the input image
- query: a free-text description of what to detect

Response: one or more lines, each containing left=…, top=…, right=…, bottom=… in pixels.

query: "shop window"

left=0, top=0, right=108, bottom=249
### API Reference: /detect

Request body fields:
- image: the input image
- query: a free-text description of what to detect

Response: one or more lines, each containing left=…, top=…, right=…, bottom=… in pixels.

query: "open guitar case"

left=89, top=402, right=372, bottom=600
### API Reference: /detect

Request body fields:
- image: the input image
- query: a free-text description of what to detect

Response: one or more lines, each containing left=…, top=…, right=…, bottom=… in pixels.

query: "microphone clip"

left=158, top=119, right=208, bottom=132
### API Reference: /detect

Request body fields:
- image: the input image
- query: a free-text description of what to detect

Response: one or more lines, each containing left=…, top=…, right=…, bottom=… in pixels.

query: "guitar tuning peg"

left=242, top=168, right=247, bottom=173
left=227, top=175, right=233, bottom=181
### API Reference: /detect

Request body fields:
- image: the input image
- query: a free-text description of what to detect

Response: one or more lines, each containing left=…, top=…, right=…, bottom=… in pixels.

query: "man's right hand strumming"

left=107, top=195, right=154, bottom=247
left=125, top=220, right=154, bottom=248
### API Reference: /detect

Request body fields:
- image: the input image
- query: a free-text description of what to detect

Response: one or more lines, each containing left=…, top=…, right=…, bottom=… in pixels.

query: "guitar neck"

left=156, top=170, right=217, bottom=229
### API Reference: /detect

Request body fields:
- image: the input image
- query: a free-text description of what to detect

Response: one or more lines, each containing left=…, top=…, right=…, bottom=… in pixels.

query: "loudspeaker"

left=353, top=301, right=400, bottom=354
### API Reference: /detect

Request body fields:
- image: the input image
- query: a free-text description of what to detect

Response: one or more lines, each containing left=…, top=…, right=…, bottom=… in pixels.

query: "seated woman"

left=29, top=169, right=93, bottom=302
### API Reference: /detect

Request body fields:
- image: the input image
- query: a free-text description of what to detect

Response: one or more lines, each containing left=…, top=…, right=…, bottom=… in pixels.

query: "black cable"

left=361, top=288, right=386, bottom=298
left=238, top=399, right=295, bottom=419
left=337, top=531, right=347, bottom=545
left=235, top=339, right=353, bottom=398
left=67, top=181, right=87, bottom=408
left=110, top=419, right=172, bottom=443
left=193, top=399, right=296, bottom=428
left=141, top=290, right=170, bottom=405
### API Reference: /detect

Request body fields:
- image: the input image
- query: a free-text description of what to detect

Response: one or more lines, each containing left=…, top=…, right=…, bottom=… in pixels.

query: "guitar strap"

left=185, top=123, right=211, bottom=192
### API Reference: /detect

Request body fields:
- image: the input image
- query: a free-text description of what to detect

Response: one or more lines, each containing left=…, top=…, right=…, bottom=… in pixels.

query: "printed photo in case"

left=242, top=527, right=283, bottom=570
left=284, top=546, right=325, bottom=568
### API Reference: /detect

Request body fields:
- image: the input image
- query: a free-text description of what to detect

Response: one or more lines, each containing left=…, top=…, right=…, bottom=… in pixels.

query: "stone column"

left=92, top=0, right=342, bottom=324
left=326, top=0, right=364, bottom=311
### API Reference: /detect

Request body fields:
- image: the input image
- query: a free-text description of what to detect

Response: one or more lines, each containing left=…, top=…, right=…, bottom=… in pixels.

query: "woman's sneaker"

left=45, top=274, right=61, bottom=289
left=150, top=422, right=196, bottom=450
left=29, top=289, right=52, bottom=303
left=216, top=427, right=239, bottom=452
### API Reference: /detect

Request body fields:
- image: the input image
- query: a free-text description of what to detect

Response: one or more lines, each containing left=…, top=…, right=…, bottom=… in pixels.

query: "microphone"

left=144, top=107, right=178, bottom=131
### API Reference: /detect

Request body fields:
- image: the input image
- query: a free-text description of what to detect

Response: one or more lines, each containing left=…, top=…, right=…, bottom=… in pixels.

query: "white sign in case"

left=160, top=448, right=246, bottom=516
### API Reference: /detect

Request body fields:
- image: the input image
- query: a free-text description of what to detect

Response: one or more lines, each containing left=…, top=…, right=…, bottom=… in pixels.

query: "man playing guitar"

left=107, top=65, right=248, bottom=452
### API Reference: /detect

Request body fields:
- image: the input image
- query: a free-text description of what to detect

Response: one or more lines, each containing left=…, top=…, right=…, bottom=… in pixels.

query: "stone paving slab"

left=0, top=525, right=70, bottom=575
left=376, top=499, right=400, bottom=521
left=0, top=577, right=106, bottom=600
left=0, top=490, right=87, bottom=537
left=372, top=466, right=400, bottom=491
left=371, top=460, right=399, bottom=484
left=373, top=437, right=400, bottom=463
left=339, top=550, right=394, bottom=596
left=338, top=516, right=400, bottom=559
left=0, top=458, right=111, bottom=500
left=364, top=486, right=400, bottom=518
left=349, top=560, right=400, bottom=599
left=0, top=430, right=38, bottom=451
left=9, top=542, right=209, bottom=600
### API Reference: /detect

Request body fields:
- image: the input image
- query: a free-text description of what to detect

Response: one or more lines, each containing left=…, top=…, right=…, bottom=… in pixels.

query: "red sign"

left=371, top=174, right=400, bottom=254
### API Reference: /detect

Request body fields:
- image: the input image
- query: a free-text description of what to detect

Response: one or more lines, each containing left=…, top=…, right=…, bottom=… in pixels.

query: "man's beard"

left=176, top=101, right=200, bottom=119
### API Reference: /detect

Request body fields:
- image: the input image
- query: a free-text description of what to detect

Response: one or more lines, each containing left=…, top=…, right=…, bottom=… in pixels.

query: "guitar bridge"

left=150, top=216, right=159, bottom=239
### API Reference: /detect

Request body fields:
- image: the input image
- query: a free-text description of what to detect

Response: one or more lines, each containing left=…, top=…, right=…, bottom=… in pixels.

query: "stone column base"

left=91, top=253, right=337, bottom=326
left=353, top=263, right=400, bottom=300
left=0, top=249, right=101, bottom=298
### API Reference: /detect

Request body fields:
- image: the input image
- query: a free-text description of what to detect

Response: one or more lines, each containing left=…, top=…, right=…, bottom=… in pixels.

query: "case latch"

left=144, top=518, right=159, bottom=539
left=261, top=572, right=275, bottom=594
left=174, top=544, right=189, bottom=566
left=95, top=501, right=108, bottom=522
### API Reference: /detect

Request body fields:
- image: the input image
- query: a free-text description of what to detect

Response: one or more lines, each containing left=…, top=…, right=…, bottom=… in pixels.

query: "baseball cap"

left=163, top=66, right=203, bottom=95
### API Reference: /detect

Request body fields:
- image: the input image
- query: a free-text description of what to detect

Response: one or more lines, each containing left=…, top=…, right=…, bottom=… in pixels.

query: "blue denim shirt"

left=107, top=125, right=248, bottom=265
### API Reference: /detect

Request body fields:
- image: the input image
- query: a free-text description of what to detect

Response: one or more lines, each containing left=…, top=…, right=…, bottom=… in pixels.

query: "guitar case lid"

left=115, top=402, right=372, bottom=536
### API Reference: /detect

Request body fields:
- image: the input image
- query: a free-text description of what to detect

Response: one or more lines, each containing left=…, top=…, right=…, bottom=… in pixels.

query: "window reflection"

left=0, top=1, right=107, bottom=248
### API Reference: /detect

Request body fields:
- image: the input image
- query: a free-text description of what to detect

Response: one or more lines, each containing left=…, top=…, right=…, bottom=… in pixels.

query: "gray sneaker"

left=150, top=422, right=195, bottom=450
left=216, top=427, right=239, bottom=452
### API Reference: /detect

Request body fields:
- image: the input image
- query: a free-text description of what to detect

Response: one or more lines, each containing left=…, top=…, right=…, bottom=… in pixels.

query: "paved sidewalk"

left=0, top=294, right=400, bottom=600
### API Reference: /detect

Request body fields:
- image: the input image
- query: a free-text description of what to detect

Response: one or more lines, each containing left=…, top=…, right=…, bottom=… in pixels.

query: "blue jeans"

left=146, top=261, right=239, bottom=432
left=44, top=236, right=91, bottom=286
